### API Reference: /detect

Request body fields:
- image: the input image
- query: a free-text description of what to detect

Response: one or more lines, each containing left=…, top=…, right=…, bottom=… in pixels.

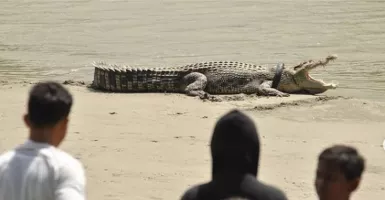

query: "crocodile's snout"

left=326, top=54, right=338, bottom=61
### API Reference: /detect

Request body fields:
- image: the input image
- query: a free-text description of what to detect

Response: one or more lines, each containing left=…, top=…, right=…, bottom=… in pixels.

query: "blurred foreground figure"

left=0, top=81, right=86, bottom=200
left=180, top=109, right=288, bottom=200
left=315, top=144, right=365, bottom=200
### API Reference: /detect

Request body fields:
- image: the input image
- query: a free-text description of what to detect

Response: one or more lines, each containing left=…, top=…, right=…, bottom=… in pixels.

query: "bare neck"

left=28, top=128, right=54, bottom=145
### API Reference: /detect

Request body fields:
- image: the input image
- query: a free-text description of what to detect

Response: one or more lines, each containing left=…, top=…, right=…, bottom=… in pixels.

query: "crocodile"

left=90, top=55, right=338, bottom=98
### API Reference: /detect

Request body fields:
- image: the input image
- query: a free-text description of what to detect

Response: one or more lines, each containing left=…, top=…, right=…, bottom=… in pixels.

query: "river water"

left=1, top=0, right=384, bottom=101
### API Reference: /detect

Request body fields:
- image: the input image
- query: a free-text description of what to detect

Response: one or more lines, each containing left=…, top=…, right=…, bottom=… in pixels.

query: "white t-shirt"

left=0, top=140, right=86, bottom=200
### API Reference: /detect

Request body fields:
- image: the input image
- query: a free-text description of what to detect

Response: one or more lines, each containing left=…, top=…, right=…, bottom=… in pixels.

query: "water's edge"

left=1, top=0, right=384, bottom=101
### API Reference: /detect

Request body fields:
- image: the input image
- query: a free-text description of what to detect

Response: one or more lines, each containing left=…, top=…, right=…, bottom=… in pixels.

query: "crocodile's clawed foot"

left=199, top=93, right=223, bottom=102
left=186, top=90, right=209, bottom=99
left=207, top=96, right=223, bottom=102
left=191, top=91, right=223, bottom=102
left=186, top=89, right=222, bottom=102
left=193, top=91, right=212, bottom=100
left=277, top=92, right=290, bottom=97
left=198, top=92, right=210, bottom=100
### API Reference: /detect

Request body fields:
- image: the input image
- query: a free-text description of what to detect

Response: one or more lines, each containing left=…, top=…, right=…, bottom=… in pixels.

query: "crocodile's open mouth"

left=305, top=71, right=327, bottom=85
left=293, top=55, right=338, bottom=94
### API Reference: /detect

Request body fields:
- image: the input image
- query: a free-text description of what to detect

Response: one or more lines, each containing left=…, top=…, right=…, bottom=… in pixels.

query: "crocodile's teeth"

left=331, top=80, right=339, bottom=85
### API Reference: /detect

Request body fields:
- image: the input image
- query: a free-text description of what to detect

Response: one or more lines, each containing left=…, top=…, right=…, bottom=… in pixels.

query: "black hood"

left=210, top=109, right=260, bottom=179
left=180, top=109, right=289, bottom=200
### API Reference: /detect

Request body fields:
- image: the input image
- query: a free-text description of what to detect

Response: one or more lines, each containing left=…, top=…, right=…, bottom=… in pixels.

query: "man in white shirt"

left=0, top=81, right=86, bottom=200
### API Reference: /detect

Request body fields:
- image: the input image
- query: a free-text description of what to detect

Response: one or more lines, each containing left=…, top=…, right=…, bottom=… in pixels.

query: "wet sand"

left=0, top=81, right=384, bottom=200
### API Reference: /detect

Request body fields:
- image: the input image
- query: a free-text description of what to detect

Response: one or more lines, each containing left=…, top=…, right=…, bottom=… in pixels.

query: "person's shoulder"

left=255, top=181, right=288, bottom=200
left=0, top=150, right=16, bottom=165
left=52, top=148, right=81, bottom=165
left=180, top=185, right=198, bottom=200
left=50, top=148, right=85, bottom=175
left=50, top=148, right=86, bottom=184
left=243, top=174, right=287, bottom=200
left=180, top=182, right=210, bottom=200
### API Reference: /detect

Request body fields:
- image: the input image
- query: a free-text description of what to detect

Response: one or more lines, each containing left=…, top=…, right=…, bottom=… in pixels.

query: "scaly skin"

left=91, top=55, right=338, bottom=98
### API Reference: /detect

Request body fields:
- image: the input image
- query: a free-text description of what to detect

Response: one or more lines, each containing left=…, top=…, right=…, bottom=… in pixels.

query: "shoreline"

left=0, top=80, right=384, bottom=200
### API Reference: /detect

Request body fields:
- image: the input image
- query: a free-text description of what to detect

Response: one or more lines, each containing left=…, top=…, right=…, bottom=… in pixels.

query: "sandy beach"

left=0, top=81, right=384, bottom=200
left=1, top=0, right=385, bottom=199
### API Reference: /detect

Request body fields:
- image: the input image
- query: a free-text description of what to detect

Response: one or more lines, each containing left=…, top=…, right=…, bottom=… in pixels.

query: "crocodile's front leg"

left=257, top=81, right=290, bottom=97
left=182, top=72, right=210, bottom=99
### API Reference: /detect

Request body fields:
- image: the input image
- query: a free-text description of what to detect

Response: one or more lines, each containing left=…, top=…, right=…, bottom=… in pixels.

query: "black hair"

left=27, top=81, right=73, bottom=128
left=318, top=144, right=365, bottom=181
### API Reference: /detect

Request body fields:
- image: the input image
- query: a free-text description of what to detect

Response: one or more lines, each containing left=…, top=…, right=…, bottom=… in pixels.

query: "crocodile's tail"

left=91, top=61, right=183, bottom=93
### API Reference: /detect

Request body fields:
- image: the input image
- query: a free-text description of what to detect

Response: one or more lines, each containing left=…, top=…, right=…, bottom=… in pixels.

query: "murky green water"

left=1, top=0, right=384, bottom=101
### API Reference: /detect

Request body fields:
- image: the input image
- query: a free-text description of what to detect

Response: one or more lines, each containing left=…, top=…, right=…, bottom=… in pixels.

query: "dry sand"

left=0, top=81, right=384, bottom=200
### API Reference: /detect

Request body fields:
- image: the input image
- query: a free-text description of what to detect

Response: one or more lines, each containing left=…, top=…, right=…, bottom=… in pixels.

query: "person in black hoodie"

left=180, top=109, right=288, bottom=200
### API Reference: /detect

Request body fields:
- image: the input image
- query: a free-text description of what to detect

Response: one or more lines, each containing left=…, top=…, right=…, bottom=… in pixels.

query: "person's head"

left=210, top=109, right=260, bottom=178
left=315, top=144, right=365, bottom=200
left=24, top=81, right=73, bottom=147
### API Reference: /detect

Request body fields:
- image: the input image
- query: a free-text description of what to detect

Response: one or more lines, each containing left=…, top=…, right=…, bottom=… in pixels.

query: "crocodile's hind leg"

left=257, top=81, right=290, bottom=97
left=182, top=72, right=209, bottom=99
